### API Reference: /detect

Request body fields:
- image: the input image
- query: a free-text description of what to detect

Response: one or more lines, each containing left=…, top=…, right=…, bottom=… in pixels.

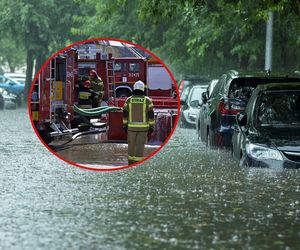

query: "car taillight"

left=218, top=101, right=244, bottom=115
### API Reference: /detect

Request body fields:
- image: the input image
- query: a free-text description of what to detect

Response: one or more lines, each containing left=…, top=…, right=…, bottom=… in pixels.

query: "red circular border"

left=28, top=38, right=180, bottom=171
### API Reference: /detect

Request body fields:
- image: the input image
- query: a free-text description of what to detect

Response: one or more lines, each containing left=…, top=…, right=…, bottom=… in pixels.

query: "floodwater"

left=52, top=133, right=158, bottom=169
left=0, top=108, right=300, bottom=249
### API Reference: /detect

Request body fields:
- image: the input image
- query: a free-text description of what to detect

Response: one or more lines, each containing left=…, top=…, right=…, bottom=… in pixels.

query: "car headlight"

left=245, top=143, right=283, bottom=161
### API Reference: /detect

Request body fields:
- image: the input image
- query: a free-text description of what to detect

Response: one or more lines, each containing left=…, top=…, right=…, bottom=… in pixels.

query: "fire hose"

left=49, top=104, right=123, bottom=149
left=73, top=104, right=122, bottom=116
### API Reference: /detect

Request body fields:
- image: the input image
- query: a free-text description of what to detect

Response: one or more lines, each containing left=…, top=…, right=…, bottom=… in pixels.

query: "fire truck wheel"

left=116, top=89, right=131, bottom=98
left=39, top=129, right=54, bottom=145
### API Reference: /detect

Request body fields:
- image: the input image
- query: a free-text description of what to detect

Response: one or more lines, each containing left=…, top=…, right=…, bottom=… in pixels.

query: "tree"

left=0, top=0, right=89, bottom=101
left=0, top=36, right=26, bottom=73
left=73, top=0, right=300, bottom=78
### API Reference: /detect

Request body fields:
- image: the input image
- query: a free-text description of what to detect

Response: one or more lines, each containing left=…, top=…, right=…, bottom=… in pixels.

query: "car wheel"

left=197, top=122, right=201, bottom=140
left=180, top=116, right=188, bottom=128
left=207, top=129, right=214, bottom=148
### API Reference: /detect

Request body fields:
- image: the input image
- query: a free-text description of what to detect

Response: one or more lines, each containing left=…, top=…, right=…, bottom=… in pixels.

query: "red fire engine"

left=29, top=46, right=178, bottom=145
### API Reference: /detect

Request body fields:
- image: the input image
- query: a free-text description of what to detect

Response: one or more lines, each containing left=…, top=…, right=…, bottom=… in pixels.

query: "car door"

left=207, top=75, right=225, bottom=132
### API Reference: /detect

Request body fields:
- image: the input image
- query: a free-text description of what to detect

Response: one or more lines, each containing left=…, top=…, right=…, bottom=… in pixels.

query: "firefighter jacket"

left=90, top=77, right=104, bottom=99
left=78, top=87, right=97, bottom=109
left=123, top=95, right=155, bottom=132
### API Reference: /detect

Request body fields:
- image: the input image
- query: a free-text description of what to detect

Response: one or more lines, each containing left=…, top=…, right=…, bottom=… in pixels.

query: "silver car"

left=181, top=85, right=208, bottom=128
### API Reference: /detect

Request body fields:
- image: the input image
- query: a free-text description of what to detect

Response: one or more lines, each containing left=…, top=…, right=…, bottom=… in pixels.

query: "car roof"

left=192, top=85, right=208, bottom=89
left=4, top=73, right=26, bottom=77
left=0, top=75, right=22, bottom=84
left=226, top=70, right=300, bottom=79
left=256, top=82, right=300, bottom=92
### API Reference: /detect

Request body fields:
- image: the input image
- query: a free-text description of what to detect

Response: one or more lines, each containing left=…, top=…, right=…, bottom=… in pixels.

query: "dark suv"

left=232, top=83, right=300, bottom=168
left=199, top=70, right=300, bottom=148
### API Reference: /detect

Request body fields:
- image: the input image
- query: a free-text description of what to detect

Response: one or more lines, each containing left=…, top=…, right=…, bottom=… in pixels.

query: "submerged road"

left=0, top=108, right=300, bottom=249
left=51, top=134, right=158, bottom=169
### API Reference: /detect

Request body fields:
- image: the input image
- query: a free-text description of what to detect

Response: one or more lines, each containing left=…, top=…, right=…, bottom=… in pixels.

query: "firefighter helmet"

left=133, top=80, right=145, bottom=91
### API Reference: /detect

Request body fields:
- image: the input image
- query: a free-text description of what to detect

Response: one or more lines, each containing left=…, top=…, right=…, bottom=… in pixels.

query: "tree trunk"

left=6, top=57, right=15, bottom=73
left=239, top=54, right=250, bottom=70
left=24, top=49, right=35, bottom=104
left=35, top=52, right=47, bottom=76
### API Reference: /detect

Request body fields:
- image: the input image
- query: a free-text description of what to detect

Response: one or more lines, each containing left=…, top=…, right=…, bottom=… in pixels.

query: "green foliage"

left=71, top=0, right=299, bottom=78
left=0, top=36, right=25, bottom=73
left=0, top=0, right=90, bottom=98
left=0, top=0, right=299, bottom=84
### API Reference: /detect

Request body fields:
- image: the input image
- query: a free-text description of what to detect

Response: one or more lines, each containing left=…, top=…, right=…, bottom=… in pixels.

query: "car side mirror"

left=9, top=81, right=15, bottom=86
left=180, top=99, right=186, bottom=106
left=201, top=92, right=208, bottom=104
left=236, top=112, right=247, bottom=127
left=190, top=100, right=200, bottom=108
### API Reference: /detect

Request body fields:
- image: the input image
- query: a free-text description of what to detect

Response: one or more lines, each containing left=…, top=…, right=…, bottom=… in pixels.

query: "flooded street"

left=1, top=109, right=300, bottom=249
left=52, top=134, right=158, bottom=169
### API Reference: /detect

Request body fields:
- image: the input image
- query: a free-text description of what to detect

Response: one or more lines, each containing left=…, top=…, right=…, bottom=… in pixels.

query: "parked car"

left=196, top=79, right=218, bottom=138
left=199, top=70, right=300, bottom=148
left=179, top=75, right=210, bottom=128
left=178, top=75, right=210, bottom=102
left=232, top=82, right=300, bottom=168
left=181, top=85, right=208, bottom=128
left=0, top=75, right=25, bottom=95
left=0, top=88, right=17, bottom=109
left=4, top=72, right=26, bottom=85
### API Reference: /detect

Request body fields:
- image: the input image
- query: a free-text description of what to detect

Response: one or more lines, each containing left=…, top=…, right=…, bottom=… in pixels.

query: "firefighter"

left=89, top=69, right=104, bottom=108
left=78, top=79, right=93, bottom=109
left=122, top=80, right=155, bottom=165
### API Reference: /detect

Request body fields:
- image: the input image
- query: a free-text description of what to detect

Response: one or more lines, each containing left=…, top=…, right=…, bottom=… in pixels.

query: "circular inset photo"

left=28, top=38, right=179, bottom=171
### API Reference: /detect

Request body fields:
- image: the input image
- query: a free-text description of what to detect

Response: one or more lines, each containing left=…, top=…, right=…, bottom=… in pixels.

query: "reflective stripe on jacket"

left=78, top=90, right=92, bottom=109
left=122, top=95, right=155, bottom=131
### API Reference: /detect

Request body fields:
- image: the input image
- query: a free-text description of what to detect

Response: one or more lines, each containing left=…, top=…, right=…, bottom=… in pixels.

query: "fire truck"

left=29, top=45, right=178, bottom=145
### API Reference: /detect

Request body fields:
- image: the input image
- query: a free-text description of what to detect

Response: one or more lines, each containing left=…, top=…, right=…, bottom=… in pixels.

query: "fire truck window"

left=79, top=68, right=91, bottom=78
left=114, top=63, right=122, bottom=72
left=56, top=61, right=66, bottom=81
left=128, top=63, right=140, bottom=73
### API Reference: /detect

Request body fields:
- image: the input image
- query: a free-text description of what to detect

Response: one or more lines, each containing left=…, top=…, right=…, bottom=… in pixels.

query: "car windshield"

left=257, top=91, right=300, bottom=126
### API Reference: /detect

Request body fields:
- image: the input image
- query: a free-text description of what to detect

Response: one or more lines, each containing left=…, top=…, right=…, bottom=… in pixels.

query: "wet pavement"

left=51, top=134, right=159, bottom=169
left=0, top=108, right=300, bottom=249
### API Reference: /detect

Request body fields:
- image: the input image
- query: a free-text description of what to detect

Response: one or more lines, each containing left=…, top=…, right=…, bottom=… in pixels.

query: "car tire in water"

left=180, top=116, right=189, bottom=128
left=207, top=129, right=214, bottom=148
left=197, top=121, right=201, bottom=140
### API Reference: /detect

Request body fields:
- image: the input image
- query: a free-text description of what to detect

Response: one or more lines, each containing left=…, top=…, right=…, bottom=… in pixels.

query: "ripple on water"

left=0, top=110, right=300, bottom=249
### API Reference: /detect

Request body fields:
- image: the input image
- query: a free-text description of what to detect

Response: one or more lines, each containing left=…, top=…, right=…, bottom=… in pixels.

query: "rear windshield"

left=257, top=91, right=300, bottom=126
left=189, top=87, right=206, bottom=102
left=228, top=77, right=300, bottom=100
